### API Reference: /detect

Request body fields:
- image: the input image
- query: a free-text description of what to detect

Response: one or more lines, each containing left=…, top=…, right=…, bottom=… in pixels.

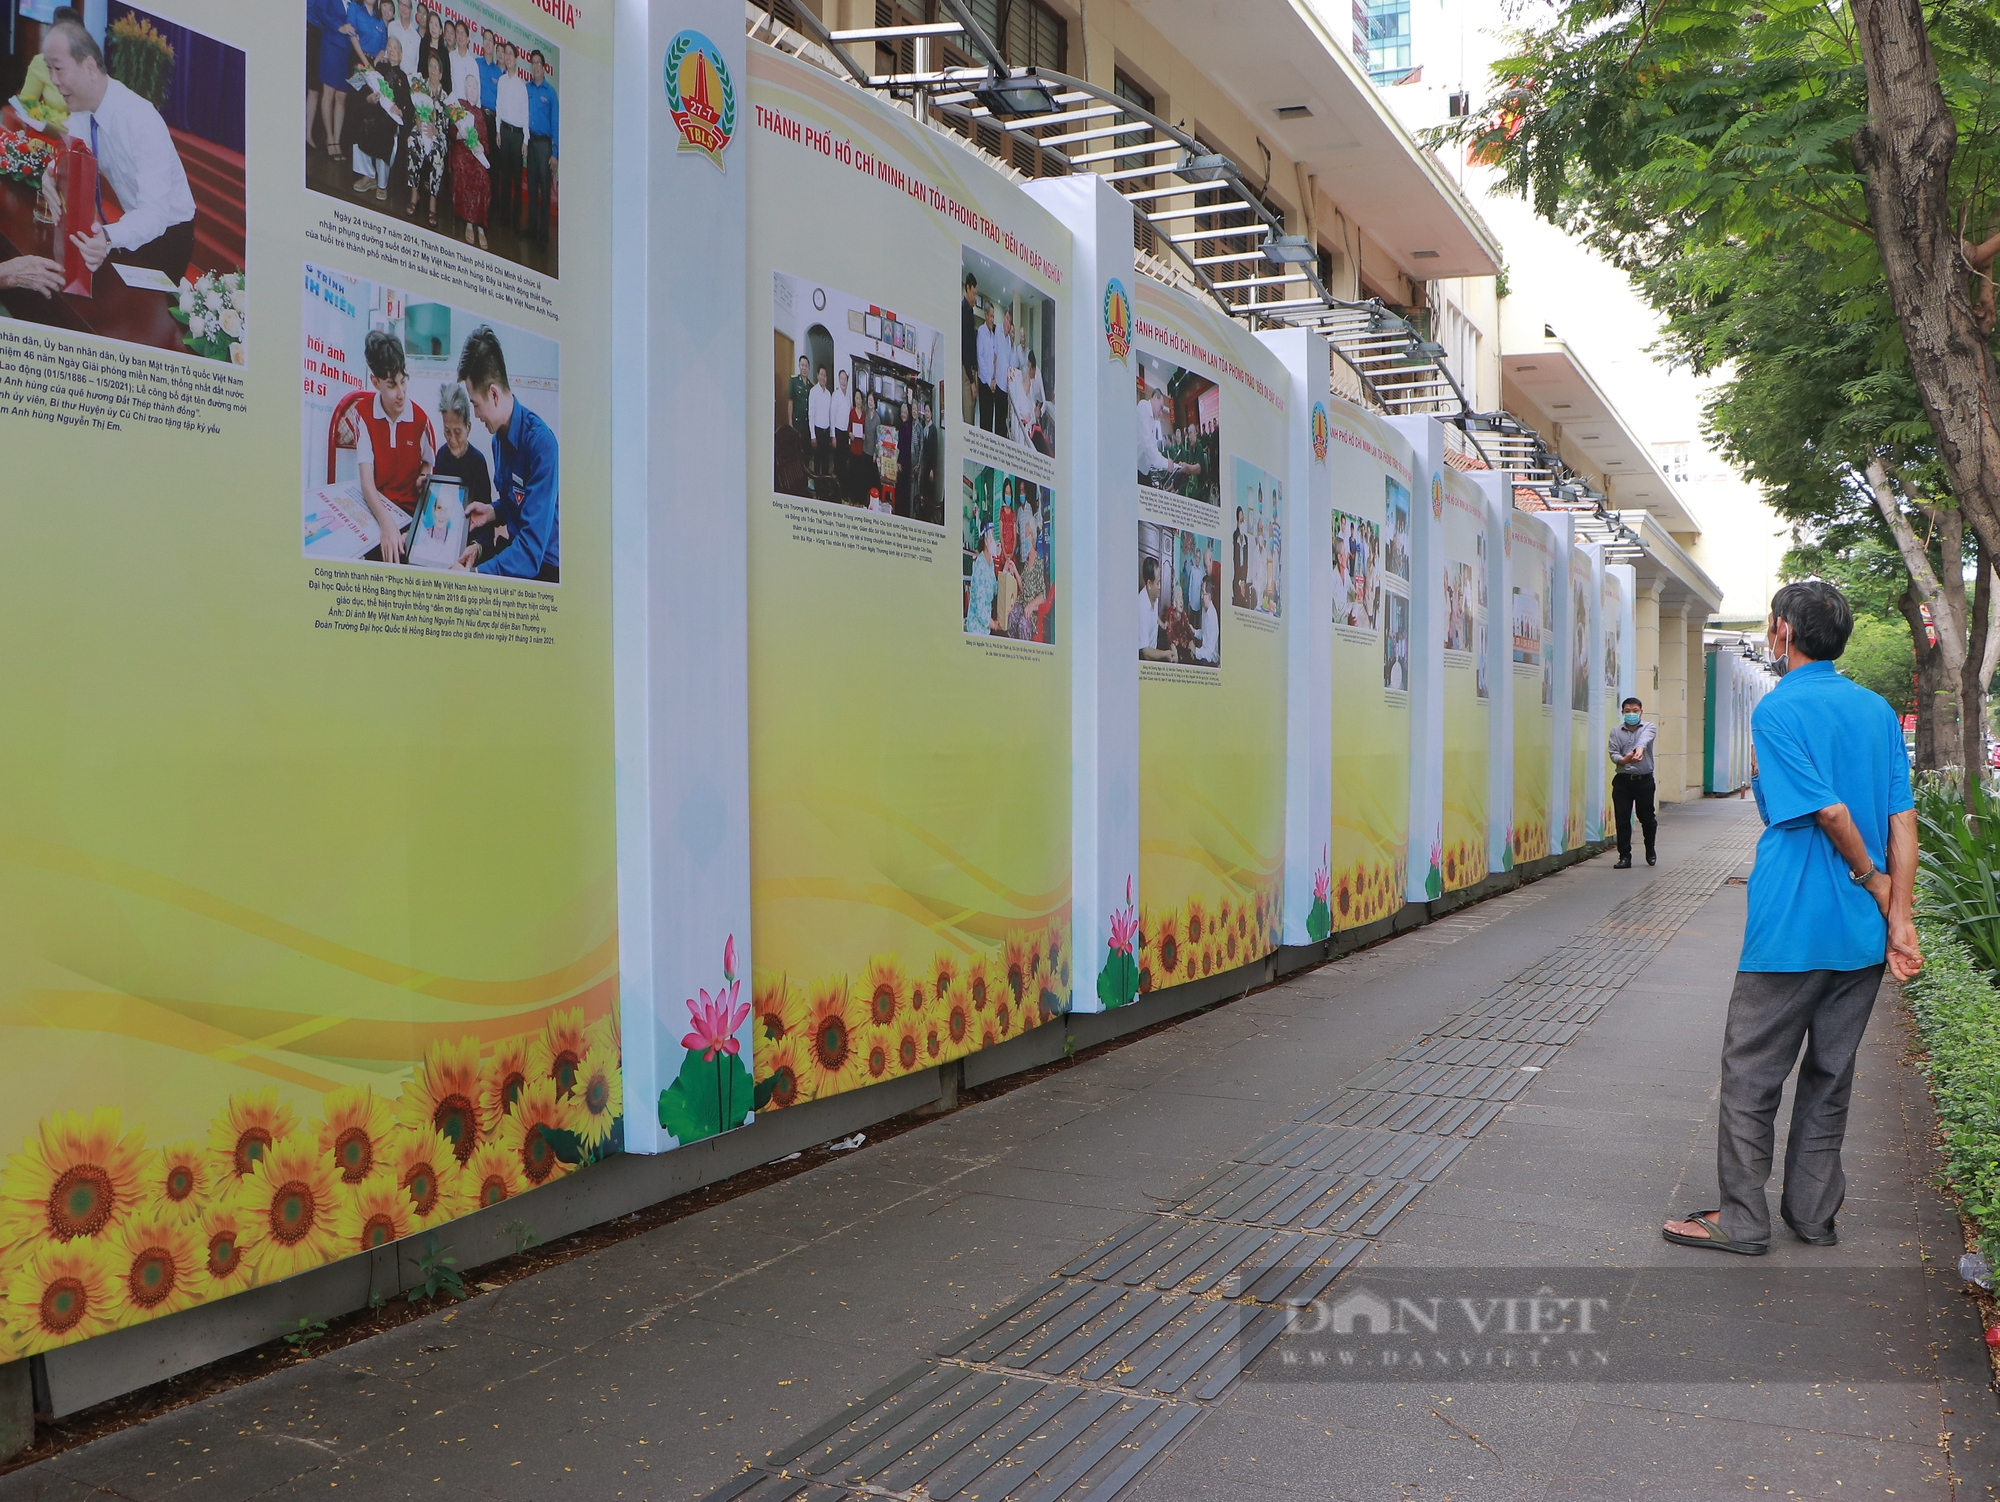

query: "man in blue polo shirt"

left=456, top=325, right=559, bottom=583
left=523, top=50, right=558, bottom=246
left=1664, top=580, right=1919, bottom=1255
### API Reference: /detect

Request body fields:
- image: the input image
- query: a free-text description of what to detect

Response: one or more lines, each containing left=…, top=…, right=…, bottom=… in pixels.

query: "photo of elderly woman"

left=1138, top=521, right=1223, bottom=668
left=302, top=262, right=560, bottom=581
left=962, top=461, right=1056, bottom=644
left=304, top=0, right=559, bottom=276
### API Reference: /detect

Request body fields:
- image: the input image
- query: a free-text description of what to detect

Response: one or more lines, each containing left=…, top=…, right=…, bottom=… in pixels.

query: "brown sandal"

left=1662, top=1210, right=1767, bottom=1256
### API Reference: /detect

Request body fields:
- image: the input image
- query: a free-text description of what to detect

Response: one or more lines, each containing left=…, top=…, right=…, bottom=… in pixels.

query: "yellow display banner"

left=1509, top=513, right=1555, bottom=863
left=1439, top=470, right=1489, bottom=892
left=744, top=49, right=1073, bottom=1103
left=0, top=0, right=617, bottom=1353
left=1324, top=402, right=1413, bottom=930
left=1133, top=278, right=1289, bottom=987
left=1566, top=547, right=1594, bottom=852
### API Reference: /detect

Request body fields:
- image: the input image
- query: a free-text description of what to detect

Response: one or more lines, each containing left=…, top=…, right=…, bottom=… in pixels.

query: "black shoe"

left=1646, top=851, right=1657, bottom=866
left=1786, top=1217, right=1837, bottom=1247
left=1613, top=857, right=1632, bottom=869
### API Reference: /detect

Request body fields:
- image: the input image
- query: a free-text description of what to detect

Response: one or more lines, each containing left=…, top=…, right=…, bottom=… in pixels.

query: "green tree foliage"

left=1440, top=1, right=2000, bottom=765
left=1452, top=1, right=2000, bottom=318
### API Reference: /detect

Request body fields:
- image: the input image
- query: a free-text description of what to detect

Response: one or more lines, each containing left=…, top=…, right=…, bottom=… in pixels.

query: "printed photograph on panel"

left=1230, top=456, right=1282, bottom=617
left=1511, top=583, right=1540, bottom=665
left=962, top=461, right=1055, bottom=643
left=1571, top=575, right=1591, bottom=711
left=1542, top=561, right=1558, bottom=706
left=1139, top=521, right=1222, bottom=666
left=1136, top=348, right=1220, bottom=505
left=303, top=261, right=561, bottom=580
left=1383, top=590, right=1410, bottom=691
left=1444, top=560, right=1475, bottom=652
left=1331, top=509, right=1381, bottom=629
left=1384, top=474, right=1412, bottom=581
left=304, top=0, right=561, bottom=276
left=775, top=270, right=946, bottom=523
left=1, top=5, right=246, bottom=359
left=962, top=243, right=1055, bottom=456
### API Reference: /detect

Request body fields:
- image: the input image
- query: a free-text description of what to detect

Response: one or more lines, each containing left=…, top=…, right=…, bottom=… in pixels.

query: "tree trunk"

left=1866, top=459, right=1968, bottom=765
left=1898, top=585, right=1949, bottom=771
left=1852, top=0, right=2000, bottom=579
left=1966, top=542, right=1997, bottom=786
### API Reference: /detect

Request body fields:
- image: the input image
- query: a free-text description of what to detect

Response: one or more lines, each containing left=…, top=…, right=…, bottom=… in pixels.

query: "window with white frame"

left=1436, top=301, right=1483, bottom=409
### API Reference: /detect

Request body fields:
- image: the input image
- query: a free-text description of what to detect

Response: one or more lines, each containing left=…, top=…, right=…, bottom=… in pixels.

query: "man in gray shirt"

left=1609, top=695, right=1658, bottom=868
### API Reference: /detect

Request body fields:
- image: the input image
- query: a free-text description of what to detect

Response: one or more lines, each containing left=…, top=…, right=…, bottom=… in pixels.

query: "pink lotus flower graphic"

left=680, top=936, right=748, bottom=1059
left=1109, top=876, right=1139, bottom=956
left=1097, top=876, right=1142, bottom=1008
left=1307, top=848, right=1332, bottom=941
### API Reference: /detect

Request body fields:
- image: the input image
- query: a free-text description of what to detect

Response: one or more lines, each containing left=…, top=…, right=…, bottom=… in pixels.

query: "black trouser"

left=525, top=134, right=553, bottom=241
left=111, top=220, right=196, bottom=281
left=496, top=123, right=524, bottom=224
left=1612, top=771, right=1657, bottom=859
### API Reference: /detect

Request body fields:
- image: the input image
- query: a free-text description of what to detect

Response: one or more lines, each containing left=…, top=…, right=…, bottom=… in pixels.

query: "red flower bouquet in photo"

left=0, top=129, right=55, bottom=187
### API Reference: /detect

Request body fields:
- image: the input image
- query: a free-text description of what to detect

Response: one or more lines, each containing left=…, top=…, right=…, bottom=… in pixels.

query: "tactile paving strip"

left=706, top=824, right=1760, bottom=1502
left=708, top=1360, right=1207, bottom=1502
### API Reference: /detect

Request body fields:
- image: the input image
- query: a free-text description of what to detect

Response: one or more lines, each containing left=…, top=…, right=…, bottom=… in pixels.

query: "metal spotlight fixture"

left=1261, top=234, right=1316, bottom=267
left=1179, top=150, right=1231, bottom=183
left=973, top=72, right=1057, bottom=118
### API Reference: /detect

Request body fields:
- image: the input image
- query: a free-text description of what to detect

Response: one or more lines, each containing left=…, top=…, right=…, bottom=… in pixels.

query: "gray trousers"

left=1716, top=965, right=1884, bottom=1246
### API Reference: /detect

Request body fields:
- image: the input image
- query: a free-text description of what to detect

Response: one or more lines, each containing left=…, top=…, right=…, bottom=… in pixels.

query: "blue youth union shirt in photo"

left=1743, top=659, right=1912, bottom=972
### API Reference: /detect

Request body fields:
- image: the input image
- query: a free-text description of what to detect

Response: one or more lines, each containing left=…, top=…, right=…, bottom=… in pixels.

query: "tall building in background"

left=1356, top=0, right=1414, bottom=82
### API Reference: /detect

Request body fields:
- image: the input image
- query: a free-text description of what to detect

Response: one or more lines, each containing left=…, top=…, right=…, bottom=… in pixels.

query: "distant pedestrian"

left=1608, top=695, right=1658, bottom=868
left=1664, top=581, right=1921, bottom=1256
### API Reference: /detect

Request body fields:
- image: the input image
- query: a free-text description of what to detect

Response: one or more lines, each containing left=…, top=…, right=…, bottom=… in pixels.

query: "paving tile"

left=1543, top=1400, right=1949, bottom=1498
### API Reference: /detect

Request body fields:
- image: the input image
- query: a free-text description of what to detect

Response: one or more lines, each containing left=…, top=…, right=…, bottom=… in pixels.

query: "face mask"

left=1769, top=624, right=1789, bottom=675
left=1622, top=713, right=1641, bottom=728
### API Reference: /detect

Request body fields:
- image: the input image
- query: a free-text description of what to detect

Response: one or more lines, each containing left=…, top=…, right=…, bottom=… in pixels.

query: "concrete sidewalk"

left=6, top=799, right=1992, bottom=1501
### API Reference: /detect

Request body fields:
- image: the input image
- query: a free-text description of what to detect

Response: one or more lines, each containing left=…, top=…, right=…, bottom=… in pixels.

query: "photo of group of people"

left=1446, top=551, right=1489, bottom=700
left=1444, top=561, right=1475, bottom=652
left=1136, top=350, right=1220, bottom=506
left=1331, top=509, right=1382, bottom=630
left=960, top=245, right=1054, bottom=456
left=1384, top=475, right=1412, bottom=580
left=0, top=5, right=246, bottom=357
left=303, top=262, right=561, bottom=580
left=774, top=271, right=946, bottom=525
left=1230, top=457, right=1281, bottom=617
left=1571, top=576, right=1591, bottom=712
left=962, top=462, right=1055, bottom=643
left=1511, top=584, right=1540, bottom=666
left=304, top=0, right=560, bottom=276
left=1382, top=591, right=1410, bottom=691
left=1138, top=522, right=1223, bottom=667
